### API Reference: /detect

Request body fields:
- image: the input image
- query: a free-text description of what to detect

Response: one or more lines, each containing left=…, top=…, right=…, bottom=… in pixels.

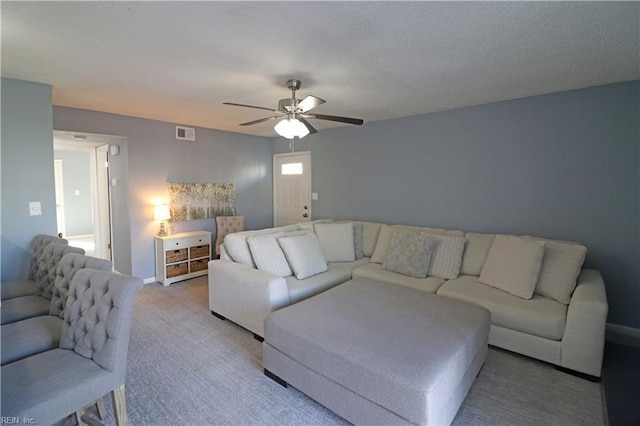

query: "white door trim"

left=53, top=159, right=66, bottom=237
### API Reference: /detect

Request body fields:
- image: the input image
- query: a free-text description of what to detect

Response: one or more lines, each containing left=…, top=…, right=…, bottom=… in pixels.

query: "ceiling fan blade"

left=298, top=117, right=318, bottom=134
left=310, top=114, right=364, bottom=125
left=239, top=116, right=280, bottom=126
left=297, top=95, right=326, bottom=113
left=223, top=102, right=277, bottom=112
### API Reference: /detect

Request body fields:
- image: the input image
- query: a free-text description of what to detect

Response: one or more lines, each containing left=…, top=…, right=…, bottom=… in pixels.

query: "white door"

left=273, top=151, right=311, bottom=227
left=53, top=159, right=66, bottom=237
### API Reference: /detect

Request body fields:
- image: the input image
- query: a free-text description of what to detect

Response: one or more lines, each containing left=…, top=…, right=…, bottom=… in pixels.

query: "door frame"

left=273, top=151, right=312, bottom=227
left=53, top=132, right=114, bottom=260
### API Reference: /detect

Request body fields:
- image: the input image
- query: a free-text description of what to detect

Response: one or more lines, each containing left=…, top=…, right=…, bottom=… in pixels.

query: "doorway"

left=53, top=131, right=119, bottom=261
left=273, top=151, right=311, bottom=227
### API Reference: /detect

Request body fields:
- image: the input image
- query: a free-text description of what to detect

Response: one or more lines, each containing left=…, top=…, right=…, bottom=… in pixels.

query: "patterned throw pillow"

left=353, top=223, right=364, bottom=259
left=382, top=232, right=436, bottom=278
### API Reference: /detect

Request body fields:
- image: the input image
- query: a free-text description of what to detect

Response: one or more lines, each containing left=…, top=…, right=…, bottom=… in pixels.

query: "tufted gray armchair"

left=1, top=244, right=85, bottom=325
left=49, top=253, right=113, bottom=318
left=1, top=234, right=67, bottom=301
left=1, top=269, right=144, bottom=425
left=1, top=253, right=113, bottom=366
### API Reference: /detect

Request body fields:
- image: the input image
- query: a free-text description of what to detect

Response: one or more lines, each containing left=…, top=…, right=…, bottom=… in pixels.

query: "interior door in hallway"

left=273, top=151, right=311, bottom=227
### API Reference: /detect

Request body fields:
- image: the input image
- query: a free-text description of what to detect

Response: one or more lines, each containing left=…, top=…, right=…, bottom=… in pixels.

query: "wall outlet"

left=312, top=192, right=318, bottom=200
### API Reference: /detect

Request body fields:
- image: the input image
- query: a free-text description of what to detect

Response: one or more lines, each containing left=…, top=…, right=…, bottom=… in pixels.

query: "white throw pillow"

left=479, top=235, right=545, bottom=299
left=224, top=225, right=298, bottom=267
left=525, top=237, right=587, bottom=304
left=314, top=223, right=356, bottom=262
left=382, top=232, right=436, bottom=278
left=279, top=233, right=328, bottom=279
left=247, top=233, right=292, bottom=277
left=427, top=234, right=466, bottom=279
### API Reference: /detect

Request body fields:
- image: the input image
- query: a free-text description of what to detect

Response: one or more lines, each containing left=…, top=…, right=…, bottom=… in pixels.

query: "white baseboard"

left=143, top=277, right=158, bottom=285
left=606, top=323, right=640, bottom=348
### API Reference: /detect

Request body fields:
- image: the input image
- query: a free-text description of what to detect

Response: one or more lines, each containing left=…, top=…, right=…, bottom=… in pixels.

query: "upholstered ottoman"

left=263, top=278, right=490, bottom=425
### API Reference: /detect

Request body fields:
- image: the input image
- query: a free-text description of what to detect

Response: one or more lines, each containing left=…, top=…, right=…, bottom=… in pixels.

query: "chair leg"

left=96, top=396, right=108, bottom=419
left=111, top=385, right=128, bottom=426
left=74, top=408, right=85, bottom=425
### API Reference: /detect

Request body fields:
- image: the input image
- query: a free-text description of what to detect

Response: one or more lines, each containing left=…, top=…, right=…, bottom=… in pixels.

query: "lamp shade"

left=274, top=118, right=310, bottom=139
left=153, top=204, right=171, bottom=221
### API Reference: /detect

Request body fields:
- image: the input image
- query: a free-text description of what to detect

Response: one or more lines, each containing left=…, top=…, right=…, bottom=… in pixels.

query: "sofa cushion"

left=1, top=315, right=62, bottom=365
left=370, top=225, right=394, bottom=263
left=427, top=235, right=466, bottom=279
left=327, top=257, right=371, bottom=273
left=360, top=222, right=383, bottom=257
left=437, top=275, right=567, bottom=340
left=382, top=232, right=435, bottom=278
left=524, top=236, right=587, bottom=304
left=224, top=225, right=298, bottom=267
left=297, top=218, right=333, bottom=232
left=279, top=233, right=328, bottom=280
left=479, top=235, right=545, bottom=299
left=1, top=296, right=50, bottom=325
left=247, top=233, right=293, bottom=277
left=353, top=263, right=445, bottom=293
left=315, top=223, right=356, bottom=262
left=394, top=224, right=446, bottom=235
left=461, top=233, right=496, bottom=276
left=285, top=268, right=351, bottom=304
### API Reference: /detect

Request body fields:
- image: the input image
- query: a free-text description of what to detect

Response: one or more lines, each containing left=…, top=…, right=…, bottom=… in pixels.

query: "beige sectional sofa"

left=208, top=218, right=608, bottom=377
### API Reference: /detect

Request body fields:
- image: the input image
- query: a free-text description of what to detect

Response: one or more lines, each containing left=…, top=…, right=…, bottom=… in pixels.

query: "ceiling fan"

left=223, top=79, right=364, bottom=139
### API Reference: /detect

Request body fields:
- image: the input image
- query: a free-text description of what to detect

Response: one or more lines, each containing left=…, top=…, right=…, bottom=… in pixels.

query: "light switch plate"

left=311, top=192, right=318, bottom=200
left=29, top=201, right=42, bottom=216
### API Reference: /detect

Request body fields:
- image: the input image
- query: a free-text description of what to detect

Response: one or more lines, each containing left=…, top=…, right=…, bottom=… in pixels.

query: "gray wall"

left=275, top=81, right=640, bottom=329
left=53, top=107, right=274, bottom=280
left=54, top=150, right=93, bottom=236
left=1, top=78, right=57, bottom=281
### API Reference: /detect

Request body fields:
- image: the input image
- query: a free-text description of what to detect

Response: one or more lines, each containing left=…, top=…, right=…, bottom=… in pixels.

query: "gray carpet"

left=65, top=276, right=605, bottom=425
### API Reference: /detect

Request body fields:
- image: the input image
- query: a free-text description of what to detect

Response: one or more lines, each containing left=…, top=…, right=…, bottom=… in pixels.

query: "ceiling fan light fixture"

left=274, top=117, right=310, bottom=139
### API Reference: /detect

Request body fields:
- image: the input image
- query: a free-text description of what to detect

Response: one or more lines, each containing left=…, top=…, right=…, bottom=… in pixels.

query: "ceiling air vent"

left=176, top=126, right=195, bottom=141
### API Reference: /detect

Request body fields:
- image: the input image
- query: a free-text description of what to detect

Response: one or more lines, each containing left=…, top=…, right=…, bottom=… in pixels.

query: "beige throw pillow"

left=479, top=235, right=545, bottom=299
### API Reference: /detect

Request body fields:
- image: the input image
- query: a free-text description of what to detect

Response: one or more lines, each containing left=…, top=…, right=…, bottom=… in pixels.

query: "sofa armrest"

left=219, top=244, right=232, bottom=261
left=208, top=259, right=290, bottom=337
left=561, top=268, right=608, bottom=377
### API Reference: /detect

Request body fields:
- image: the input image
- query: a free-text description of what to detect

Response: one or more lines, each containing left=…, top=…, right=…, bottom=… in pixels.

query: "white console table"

left=154, top=230, right=211, bottom=286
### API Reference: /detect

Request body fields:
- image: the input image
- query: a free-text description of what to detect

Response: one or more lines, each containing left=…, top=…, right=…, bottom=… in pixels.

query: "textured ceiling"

left=2, top=1, right=639, bottom=138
